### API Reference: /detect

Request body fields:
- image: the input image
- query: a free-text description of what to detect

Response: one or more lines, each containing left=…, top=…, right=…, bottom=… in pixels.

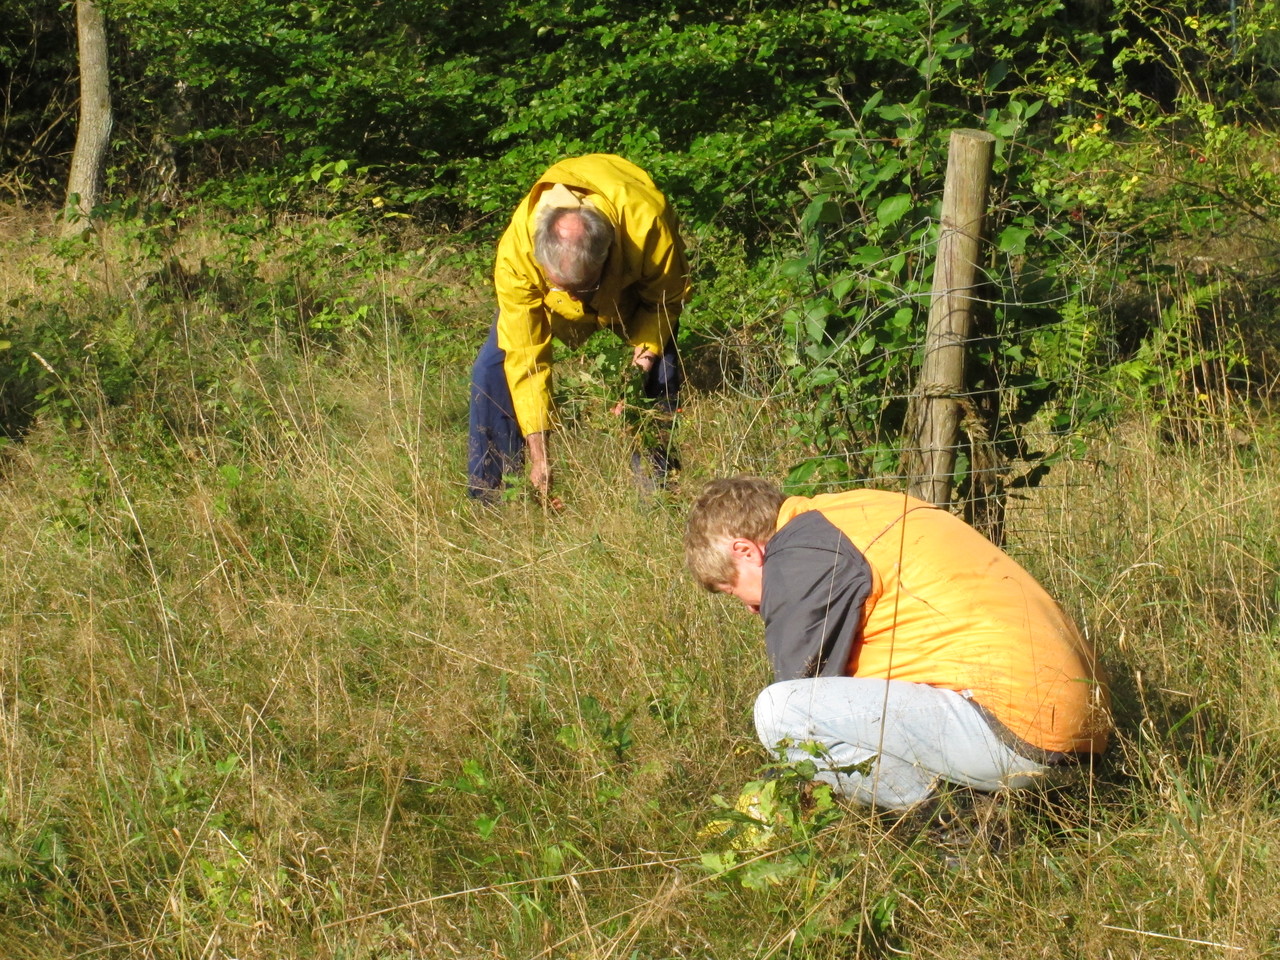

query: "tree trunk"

left=62, top=0, right=112, bottom=237
left=144, top=80, right=191, bottom=205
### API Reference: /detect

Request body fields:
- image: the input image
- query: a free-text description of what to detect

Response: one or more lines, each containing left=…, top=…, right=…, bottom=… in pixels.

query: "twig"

left=466, top=541, right=590, bottom=587
left=317, top=856, right=699, bottom=930
left=1100, top=923, right=1243, bottom=951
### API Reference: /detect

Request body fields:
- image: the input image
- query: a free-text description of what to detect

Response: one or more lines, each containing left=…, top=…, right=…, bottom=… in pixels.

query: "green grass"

left=1, top=210, right=1278, bottom=958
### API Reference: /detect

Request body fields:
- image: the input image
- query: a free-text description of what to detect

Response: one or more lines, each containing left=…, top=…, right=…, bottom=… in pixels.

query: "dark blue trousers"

left=467, top=324, right=682, bottom=498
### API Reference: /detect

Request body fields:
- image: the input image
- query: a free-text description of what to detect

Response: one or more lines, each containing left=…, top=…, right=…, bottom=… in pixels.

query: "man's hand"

left=525, top=431, right=563, bottom=510
left=527, top=431, right=551, bottom=495
left=632, top=344, right=659, bottom=373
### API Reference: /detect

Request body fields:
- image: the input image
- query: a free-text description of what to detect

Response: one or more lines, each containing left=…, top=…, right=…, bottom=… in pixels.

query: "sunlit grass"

left=1, top=212, right=1278, bottom=958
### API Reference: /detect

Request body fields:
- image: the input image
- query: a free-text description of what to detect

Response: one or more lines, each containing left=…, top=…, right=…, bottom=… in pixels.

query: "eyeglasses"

left=550, top=278, right=602, bottom=301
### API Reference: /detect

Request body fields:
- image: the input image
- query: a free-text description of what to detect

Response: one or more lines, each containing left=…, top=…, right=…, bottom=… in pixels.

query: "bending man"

left=468, top=154, right=689, bottom=502
left=684, top=477, right=1111, bottom=810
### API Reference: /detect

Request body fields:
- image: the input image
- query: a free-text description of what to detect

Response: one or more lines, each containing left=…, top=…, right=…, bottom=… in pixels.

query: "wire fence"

left=678, top=204, right=1265, bottom=535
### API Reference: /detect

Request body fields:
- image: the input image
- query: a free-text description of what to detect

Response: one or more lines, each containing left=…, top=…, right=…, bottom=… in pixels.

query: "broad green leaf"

left=997, top=225, right=1034, bottom=254
left=801, top=196, right=841, bottom=231
left=876, top=194, right=912, bottom=227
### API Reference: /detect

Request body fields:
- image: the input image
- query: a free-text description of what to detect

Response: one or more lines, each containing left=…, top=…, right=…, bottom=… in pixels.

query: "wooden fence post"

left=907, top=129, right=995, bottom=507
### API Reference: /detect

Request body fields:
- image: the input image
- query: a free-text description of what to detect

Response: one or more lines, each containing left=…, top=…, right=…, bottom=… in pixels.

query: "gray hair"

left=533, top=205, right=614, bottom=287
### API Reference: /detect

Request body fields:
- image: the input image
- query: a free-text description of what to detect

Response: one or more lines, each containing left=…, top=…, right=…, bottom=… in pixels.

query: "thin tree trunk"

left=144, top=80, right=190, bottom=205
left=62, top=0, right=112, bottom=236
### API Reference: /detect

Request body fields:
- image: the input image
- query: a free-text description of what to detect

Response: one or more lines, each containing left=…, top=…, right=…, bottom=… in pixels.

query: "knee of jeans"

left=753, top=683, right=801, bottom=752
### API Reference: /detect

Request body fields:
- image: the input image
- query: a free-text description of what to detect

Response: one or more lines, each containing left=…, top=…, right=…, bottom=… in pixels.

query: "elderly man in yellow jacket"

left=467, top=154, right=690, bottom=502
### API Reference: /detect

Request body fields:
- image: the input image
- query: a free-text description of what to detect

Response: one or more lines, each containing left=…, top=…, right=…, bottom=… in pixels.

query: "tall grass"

left=1, top=210, right=1278, bottom=958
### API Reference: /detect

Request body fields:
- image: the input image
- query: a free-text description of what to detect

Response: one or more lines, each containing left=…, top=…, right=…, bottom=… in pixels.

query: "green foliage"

left=698, top=759, right=843, bottom=868
left=3, top=277, right=154, bottom=436
left=764, top=0, right=1280, bottom=494
left=552, top=330, right=675, bottom=461
left=0, top=818, right=69, bottom=901
left=6, top=0, right=1277, bottom=519
left=61, top=0, right=852, bottom=230
left=696, top=755, right=910, bottom=956
left=0, top=171, right=437, bottom=442
left=767, top=3, right=1081, bottom=491
left=1105, top=276, right=1249, bottom=440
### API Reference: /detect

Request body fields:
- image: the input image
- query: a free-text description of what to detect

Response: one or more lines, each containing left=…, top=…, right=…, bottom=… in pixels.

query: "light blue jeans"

left=754, top=678, right=1053, bottom=810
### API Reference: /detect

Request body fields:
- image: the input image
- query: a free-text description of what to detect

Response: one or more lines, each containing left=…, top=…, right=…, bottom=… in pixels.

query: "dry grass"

left=1, top=212, right=1278, bottom=958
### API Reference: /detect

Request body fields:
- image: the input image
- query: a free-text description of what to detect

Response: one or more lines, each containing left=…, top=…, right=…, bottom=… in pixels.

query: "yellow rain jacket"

left=765, top=491, right=1110, bottom=755
left=493, top=154, right=689, bottom=436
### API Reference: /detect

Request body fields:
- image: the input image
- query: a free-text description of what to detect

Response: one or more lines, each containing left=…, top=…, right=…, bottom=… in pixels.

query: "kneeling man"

left=684, top=477, right=1111, bottom=810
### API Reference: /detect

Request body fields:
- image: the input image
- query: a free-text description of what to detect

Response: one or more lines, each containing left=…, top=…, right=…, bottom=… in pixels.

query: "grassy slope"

left=1, top=212, right=1278, bottom=959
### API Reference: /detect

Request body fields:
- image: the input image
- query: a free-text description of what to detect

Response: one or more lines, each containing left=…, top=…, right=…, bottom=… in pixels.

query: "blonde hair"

left=684, top=477, right=785, bottom=590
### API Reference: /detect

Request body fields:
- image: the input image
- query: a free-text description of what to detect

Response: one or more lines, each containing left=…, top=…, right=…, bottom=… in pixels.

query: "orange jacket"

left=771, top=491, right=1110, bottom=754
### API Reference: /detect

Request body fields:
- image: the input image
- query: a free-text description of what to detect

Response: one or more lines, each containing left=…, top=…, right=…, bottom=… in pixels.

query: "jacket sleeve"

left=620, top=208, right=689, bottom=355
left=760, top=512, right=873, bottom=681
left=494, top=233, right=556, bottom=437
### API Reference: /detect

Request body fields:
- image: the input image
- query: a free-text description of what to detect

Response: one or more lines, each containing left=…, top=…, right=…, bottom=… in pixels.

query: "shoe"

left=910, top=788, right=1014, bottom=870
left=631, top=448, right=681, bottom=495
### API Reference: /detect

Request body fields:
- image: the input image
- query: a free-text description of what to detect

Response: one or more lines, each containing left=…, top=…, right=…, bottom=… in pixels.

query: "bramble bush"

left=755, top=0, right=1280, bottom=495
